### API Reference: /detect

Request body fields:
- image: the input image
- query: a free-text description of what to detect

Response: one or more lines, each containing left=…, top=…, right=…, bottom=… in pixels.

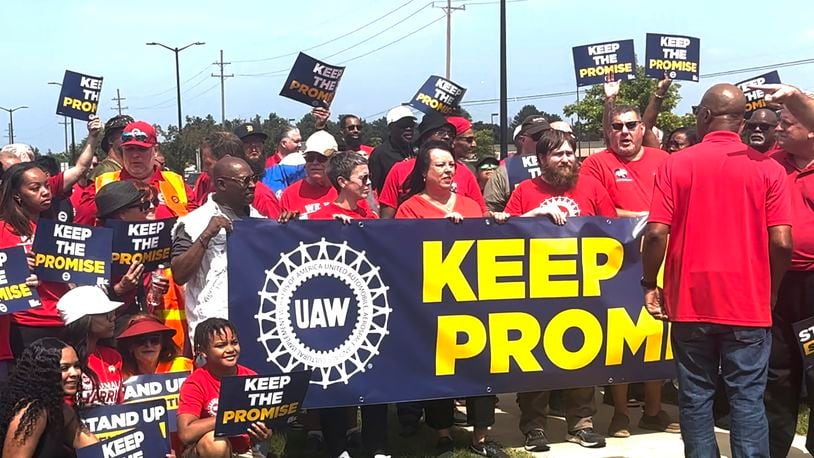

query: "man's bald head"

left=749, top=108, right=778, bottom=125
left=212, top=156, right=251, bottom=181
left=212, top=156, right=255, bottom=210
left=696, top=83, right=747, bottom=137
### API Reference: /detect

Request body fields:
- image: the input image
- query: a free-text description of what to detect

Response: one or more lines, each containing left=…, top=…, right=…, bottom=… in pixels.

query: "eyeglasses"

left=350, top=174, right=371, bottom=184
left=746, top=122, right=776, bottom=131
left=124, top=200, right=151, bottom=212
left=458, top=136, right=476, bottom=143
left=221, top=175, right=258, bottom=187
left=121, top=131, right=150, bottom=142
left=345, top=125, right=361, bottom=131
left=432, top=129, right=454, bottom=139
left=610, top=121, right=641, bottom=132
left=393, top=119, right=416, bottom=130
left=304, top=153, right=329, bottom=163
left=135, top=335, right=161, bottom=346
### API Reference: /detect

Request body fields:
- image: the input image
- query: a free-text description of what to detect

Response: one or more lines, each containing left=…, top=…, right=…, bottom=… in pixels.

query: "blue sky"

left=3, top=0, right=814, bottom=153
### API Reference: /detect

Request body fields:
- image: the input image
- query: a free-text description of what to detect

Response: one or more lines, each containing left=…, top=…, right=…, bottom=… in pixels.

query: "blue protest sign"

left=124, top=371, right=189, bottom=433
left=81, top=399, right=170, bottom=446
left=279, top=52, right=345, bottom=107
left=55, top=70, right=103, bottom=121
left=645, top=33, right=701, bottom=81
left=76, top=420, right=169, bottom=458
left=215, top=371, right=312, bottom=437
left=106, top=218, right=175, bottom=276
left=736, top=71, right=782, bottom=113
left=408, top=75, right=467, bottom=115
left=228, top=217, right=674, bottom=409
left=0, top=246, right=40, bottom=315
left=32, top=219, right=112, bottom=286
left=792, top=317, right=814, bottom=372
left=572, top=39, right=636, bottom=87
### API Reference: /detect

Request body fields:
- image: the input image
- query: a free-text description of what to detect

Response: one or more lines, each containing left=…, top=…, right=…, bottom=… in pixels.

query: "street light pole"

left=0, top=106, right=28, bottom=144
left=146, top=41, right=205, bottom=131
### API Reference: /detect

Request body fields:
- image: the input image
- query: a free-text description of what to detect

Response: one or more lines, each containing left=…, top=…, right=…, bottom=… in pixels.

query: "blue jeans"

left=672, top=322, right=771, bottom=458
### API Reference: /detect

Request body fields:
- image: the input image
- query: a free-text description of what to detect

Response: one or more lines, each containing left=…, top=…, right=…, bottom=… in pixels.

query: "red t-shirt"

left=359, top=145, right=374, bottom=156
left=310, top=202, right=378, bottom=220
left=280, top=179, right=337, bottom=217
left=772, top=150, right=814, bottom=271
left=192, top=172, right=213, bottom=208
left=377, top=158, right=486, bottom=213
left=47, top=172, right=69, bottom=199
left=395, top=193, right=483, bottom=219
left=70, top=181, right=97, bottom=226
left=253, top=181, right=282, bottom=219
left=581, top=147, right=669, bottom=212
left=0, top=221, right=70, bottom=327
left=80, top=346, right=124, bottom=406
left=504, top=175, right=617, bottom=218
left=649, top=131, right=792, bottom=326
left=265, top=152, right=283, bottom=169
left=178, top=365, right=256, bottom=453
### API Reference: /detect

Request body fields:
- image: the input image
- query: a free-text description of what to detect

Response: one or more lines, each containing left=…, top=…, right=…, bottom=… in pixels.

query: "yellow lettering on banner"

left=529, top=238, right=578, bottom=298
left=488, top=312, right=542, bottom=373
left=423, top=241, right=476, bottom=303
left=288, top=80, right=333, bottom=103
left=581, top=237, right=623, bottom=296
left=648, top=59, right=698, bottom=73
left=220, top=403, right=301, bottom=424
left=111, top=248, right=171, bottom=266
left=605, top=307, right=664, bottom=365
left=34, top=253, right=105, bottom=274
left=544, top=309, right=603, bottom=370
left=579, top=63, right=633, bottom=78
left=435, top=315, right=486, bottom=376
left=0, top=283, right=32, bottom=300
left=477, top=239, right=525, bottom=300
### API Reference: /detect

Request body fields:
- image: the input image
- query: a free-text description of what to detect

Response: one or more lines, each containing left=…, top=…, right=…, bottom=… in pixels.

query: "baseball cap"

left=518, top=115, right=551, bottom=137
left=446, top=116, right=472, bottom=136
left=95, top=181, right=145, bottom=219
left=121, top=121, right=157, bottom=149
left=101, top=115, right=135, bottom=152
left=386, top=105, right=416, bottom=125
left=304, top=131, right=339, bottom=157
left=57, top=286, right=123, bottom=326
left=477, top=156, right=499, bottom=170
left=234, top=123, right=268, bottom=142
left=117, top=314, right=176, bottom=340
left=512, top=125, right=523, bottom=142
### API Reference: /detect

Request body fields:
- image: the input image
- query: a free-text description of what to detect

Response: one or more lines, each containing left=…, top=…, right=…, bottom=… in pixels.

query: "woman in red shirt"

left=57, top=286, right=126, bottom=407
left=0, top=163, right=71, bottom=362
left=177, top=318, right=270, bottom=458
left=117, top=314, right=193, bottom=378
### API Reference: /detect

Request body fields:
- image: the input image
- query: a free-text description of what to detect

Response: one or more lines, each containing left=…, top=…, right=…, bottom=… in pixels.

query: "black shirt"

left=369, top=137, right=415, bottom=194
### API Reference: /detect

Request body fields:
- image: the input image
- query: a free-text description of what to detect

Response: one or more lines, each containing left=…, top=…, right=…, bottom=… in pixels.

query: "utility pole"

left=111, top=89, right=128, bottom=115
left=146, top=41, right=206, bottom=131
left=433, top=0, right=465, bottom=79
left=0, top=106, right=28, bottom=144
left=58, top=118, right=69, bottom=155
left=211, top=50, right=233, bottom=125
left=499, top=0, right=508, bottom=159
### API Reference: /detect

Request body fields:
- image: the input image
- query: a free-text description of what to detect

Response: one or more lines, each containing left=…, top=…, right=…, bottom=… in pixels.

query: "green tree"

left=510, top=105, right=562, bottom=131
left=562, top=65, right=692, bottom=137
left=473, top=129, right=496, bottom=161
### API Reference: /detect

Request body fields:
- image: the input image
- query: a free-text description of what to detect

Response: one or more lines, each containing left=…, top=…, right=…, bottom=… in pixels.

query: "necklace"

left=421, top=192, right=455, bottom=213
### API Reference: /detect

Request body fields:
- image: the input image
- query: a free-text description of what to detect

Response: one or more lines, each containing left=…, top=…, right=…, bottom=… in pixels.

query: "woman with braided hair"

left=0, top=337, right=98, bottom=457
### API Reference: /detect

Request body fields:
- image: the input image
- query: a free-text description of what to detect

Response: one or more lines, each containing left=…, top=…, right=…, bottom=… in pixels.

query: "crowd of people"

left=0, top=77, right=811, bottom=458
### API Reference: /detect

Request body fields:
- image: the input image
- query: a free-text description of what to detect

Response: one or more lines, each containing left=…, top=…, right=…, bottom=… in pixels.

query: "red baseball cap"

left=447, top=116, right=472, bottom=136
left=117, top=314, right=176, bottom=340
left=121, top=121, right=158, bottom=149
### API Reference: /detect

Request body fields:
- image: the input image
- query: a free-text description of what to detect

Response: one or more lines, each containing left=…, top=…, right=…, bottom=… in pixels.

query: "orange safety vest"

left=95, top=171, right=191, bottom=354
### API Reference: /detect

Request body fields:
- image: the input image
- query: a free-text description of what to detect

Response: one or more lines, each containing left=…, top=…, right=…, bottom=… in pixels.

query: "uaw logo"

left=256, top=238, right=391, bottom=389
left=540, top=195, right=580, bottom=216
left=614, top=168, right=631, bottom=182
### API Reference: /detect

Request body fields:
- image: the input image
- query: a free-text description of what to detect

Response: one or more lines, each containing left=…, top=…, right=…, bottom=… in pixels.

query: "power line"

left=111, top=89, right=127, bottom=114
left=128, top=64, right=213, bottom=100
left=231, top=0, right=419, bottom=64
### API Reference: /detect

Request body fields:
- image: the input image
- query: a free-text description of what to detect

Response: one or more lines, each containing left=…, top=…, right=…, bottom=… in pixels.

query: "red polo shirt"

left=504, top=175, right=616, bottom=218
left=280, top=178, right=338, bottom=217
left=581, top=147, right=669, bottom=212
left=377, top=158, right=486, bottom=213
left=772, top=150, right=814, bottom=271
left=649, top=131, right=792, bottom=326
left=70, top=181, right=97, bottom=225
left=310, top=202, right=378, bottom=220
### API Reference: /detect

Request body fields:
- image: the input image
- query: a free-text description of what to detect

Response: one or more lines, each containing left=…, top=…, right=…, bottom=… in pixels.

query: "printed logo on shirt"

left=207, top=398, right=219, bottom=416
left=451, top=182, right=458, bottom=193
left=256, top=239, right=391, bottom=388
left=540, top=196, right=580, bottom=217
left=614, top=168, right=632, bottom=182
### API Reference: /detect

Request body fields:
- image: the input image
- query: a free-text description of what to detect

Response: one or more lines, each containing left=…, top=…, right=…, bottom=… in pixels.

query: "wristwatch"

left=640, top=278, right=658, bottom=289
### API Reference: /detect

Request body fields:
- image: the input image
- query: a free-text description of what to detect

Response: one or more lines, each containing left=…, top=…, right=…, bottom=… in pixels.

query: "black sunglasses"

left=746, top=122, right=776, bottom=131
left=221, top=175, right=259, bottom=187
left=610, top=121, right=641, bottom=132
left=304, top=153, right=329, bottom=163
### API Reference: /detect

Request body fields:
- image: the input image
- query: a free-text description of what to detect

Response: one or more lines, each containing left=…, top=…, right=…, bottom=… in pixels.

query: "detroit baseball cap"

left=234, top=123, right=268, bottom=142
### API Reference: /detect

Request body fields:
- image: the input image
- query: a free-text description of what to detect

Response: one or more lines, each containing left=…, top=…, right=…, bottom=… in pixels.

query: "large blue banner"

left=228, top=217, right=674, bottom=409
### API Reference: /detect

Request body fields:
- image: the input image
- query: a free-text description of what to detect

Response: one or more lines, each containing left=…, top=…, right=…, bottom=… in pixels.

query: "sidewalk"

left=484, top=392, right=811, bottom=457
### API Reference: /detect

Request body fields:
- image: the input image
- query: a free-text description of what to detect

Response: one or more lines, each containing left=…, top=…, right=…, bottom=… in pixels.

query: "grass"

left=797, top=405, right=809, bottom=436
left=267, top=405, right=533, bottom=457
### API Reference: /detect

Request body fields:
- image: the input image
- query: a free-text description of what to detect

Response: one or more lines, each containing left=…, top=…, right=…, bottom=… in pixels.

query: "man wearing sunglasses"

left=93, top=121, right=193, bottom=220
left=313, top=106, right=374, bottom=156
left=370, top=106, right=417, bottom=194
left=483, top=115, right=551, bottom=212
left=280, top=131, right=343, bottom=218
left=171, top=156, right=262, bottom=339
left=744, top=108, right=779, bottom=154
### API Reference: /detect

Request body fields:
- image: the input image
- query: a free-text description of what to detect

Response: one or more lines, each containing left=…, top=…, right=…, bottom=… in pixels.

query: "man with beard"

left=312, top=106, right=374, bottom=156
left=497, top=128, right=613, bottom=452
left=369, top=106, right=417, bottom=194
left=92, top=115, right=134, bottom=178
left=580, top=105, right=675, bottom=437
left=232, top=125, right=283, bottom=218
left=745, top=108, right=779, bottom=153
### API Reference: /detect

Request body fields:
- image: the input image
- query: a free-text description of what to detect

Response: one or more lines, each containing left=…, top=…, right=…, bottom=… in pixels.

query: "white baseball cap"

left=57, top=286, right=123, bottom=326
left=304, top=131, right=339, bottom=157
left=386, top=105, right=416, bottom=125
left=513, top=125, right=523, bottom=142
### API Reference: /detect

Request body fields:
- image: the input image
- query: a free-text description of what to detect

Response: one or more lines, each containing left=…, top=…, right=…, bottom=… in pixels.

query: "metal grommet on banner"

left=486, top=386, right=492, bottom=393
left=608, top=378, right=614, bottom=384
left=484, top=219, right=491, bottom=226
left=357, top=221, right=364, bottom=228
left=358, top=396, right=365, bottom=404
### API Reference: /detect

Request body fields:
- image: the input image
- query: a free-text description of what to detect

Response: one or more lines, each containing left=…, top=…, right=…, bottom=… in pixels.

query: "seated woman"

left=177, top=318, right=271, bottom=458
left=117, top=313, right=193, bottom=378
left=0, top=337, right=98, bottom=457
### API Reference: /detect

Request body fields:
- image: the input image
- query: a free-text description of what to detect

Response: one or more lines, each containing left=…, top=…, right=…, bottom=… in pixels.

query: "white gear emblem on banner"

left=256, top=238, right=392, bottom=388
